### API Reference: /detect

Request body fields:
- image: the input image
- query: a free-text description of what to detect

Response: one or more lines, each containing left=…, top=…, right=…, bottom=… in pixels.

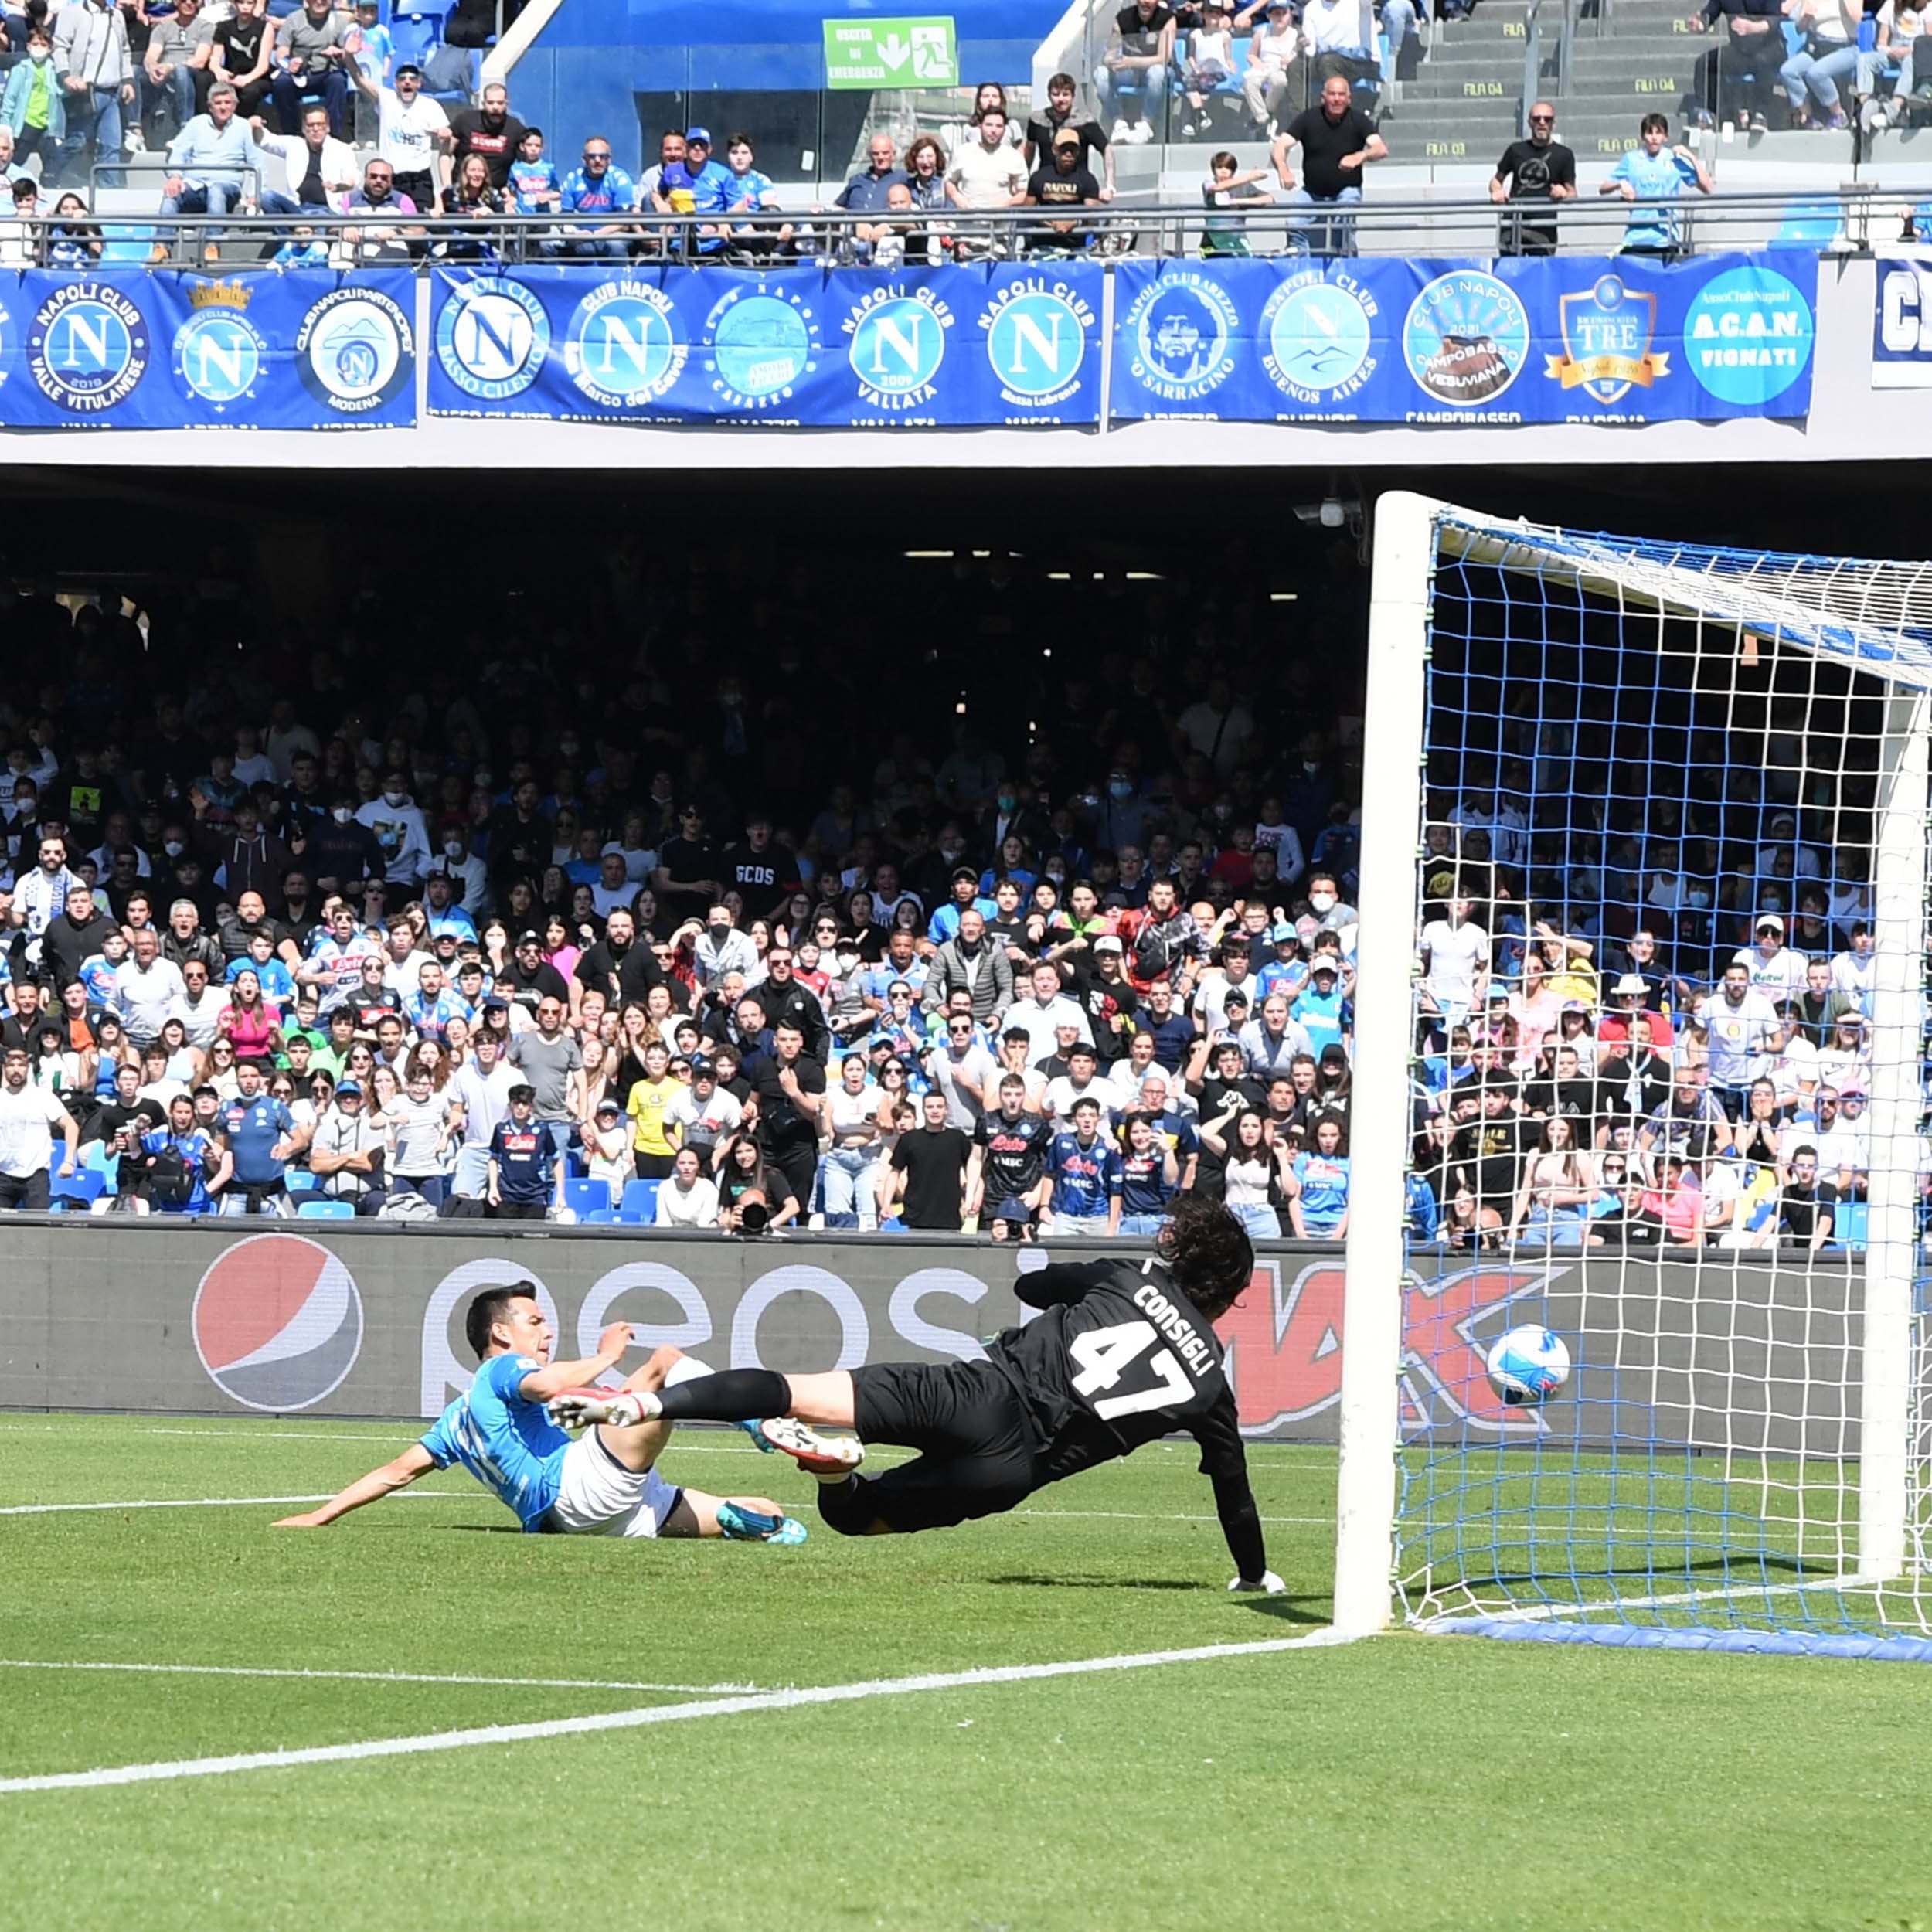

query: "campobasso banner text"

left=0, top=269, right=416, bottom=427
left=426, top=252, right=1816, bottom=430
left=0, top=1221, right=1865, bottom=1454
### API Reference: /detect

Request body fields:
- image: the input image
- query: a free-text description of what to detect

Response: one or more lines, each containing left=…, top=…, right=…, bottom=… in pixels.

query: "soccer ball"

left=1485, top=1325, right=1572, bottom=1406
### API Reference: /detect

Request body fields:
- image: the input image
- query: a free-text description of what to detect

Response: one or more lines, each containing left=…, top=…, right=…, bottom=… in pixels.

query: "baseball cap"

left=685, top=124, right=711, bottom=145
left=507, top=1082, right=536, bottom=1104
left=951, top=864, right=980, bottom=885
left=335, top=1079, right=362, bottom=1097
left=690, top=1056, right=716, bottom=1077
left=1094, top=934, right=1124, bottom=954
left=1614, top=972, right=1648, bottom=995
left=992, top=1197, right=1034, bottom=1226
left=395, top=60, right=422, bottom=77
left=1052, top=127, right=1081, bottom=148
left=516, top=929, right=542, bottom=947
left=1268, top=921, right=1298, bottom=943
left=595, top=1097, right=621, bottom=1115
left=1311, top=959, right=1338, bottom=976
left=1757, top=914, right=1784, bottom=934
left=1485, top=985, right=1511, bottom=1002
left=482, top=994, right=510, bottom=1012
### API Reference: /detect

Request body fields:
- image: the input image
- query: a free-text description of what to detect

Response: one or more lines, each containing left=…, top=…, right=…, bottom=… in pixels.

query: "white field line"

left=1417, top=1570, right=1874, bottom=1630
left=0, top=1492, right=1328, bottom=1529
left=0, top=1660, right=759, bottom=1695
left=0, top=1628, right=1353, bottom=1795
left=0, top=1420, right=1339, bottom=1461
left=0, top=1493, right=471, bottom=1518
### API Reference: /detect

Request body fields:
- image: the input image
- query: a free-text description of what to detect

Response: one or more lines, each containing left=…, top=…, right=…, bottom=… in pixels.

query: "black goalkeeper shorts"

left=843, top=1359, right=1042, bottom=1534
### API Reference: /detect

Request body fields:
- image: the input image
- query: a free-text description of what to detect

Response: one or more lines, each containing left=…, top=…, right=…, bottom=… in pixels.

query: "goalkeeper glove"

left=548, top=1389, right=654, bottom=1429
left=1226, top=1571, right=1286, bottom=1596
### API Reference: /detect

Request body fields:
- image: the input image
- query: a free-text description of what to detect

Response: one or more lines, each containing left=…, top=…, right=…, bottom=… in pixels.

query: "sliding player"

left=274, top=1282, right=806, bottom=1545
left=555, top=1198, right=1284, bottom=1592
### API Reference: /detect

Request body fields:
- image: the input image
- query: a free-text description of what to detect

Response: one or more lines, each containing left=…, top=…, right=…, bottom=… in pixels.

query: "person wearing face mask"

left=301, top=796, right=383, bottom=891
left=2, top=27, right=66, bottom=179
left=429, top=828, right=487, bottom=912
left=976, top=781, right=1049, bottom=860
left=1303, top=870, right=1355, bottom=933
left=1090, top=769, right=1150, bottom=855
left=354, top=771, right=430, bottom=892
left=692, top=903, right=759, bottom=990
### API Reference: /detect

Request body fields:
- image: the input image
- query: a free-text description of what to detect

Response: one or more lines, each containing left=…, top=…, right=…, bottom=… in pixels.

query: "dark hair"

left=1155, top=1195, right=1254, bottom=1320
left=464, top=1281, right=539, bottom=1361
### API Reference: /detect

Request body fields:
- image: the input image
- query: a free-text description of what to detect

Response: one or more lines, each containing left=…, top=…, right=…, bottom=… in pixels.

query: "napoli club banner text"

left=1110, top=251, right=1815, bottom=424
left=0, top=269, right=416, bottom=429
left=427, top=263, right=1106, bottom=427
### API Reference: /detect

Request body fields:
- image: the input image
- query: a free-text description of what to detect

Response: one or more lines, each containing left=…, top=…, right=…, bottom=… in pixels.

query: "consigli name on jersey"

left=1132, top=1277, right=1217, bottom=1377
left=977, top=275, right=1095, bottom=413
left=842, top=282, right=954, bottom=413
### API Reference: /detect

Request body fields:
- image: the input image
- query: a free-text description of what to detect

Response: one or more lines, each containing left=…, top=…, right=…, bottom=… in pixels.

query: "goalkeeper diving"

left=274, top=1283, right=807, bottom=1546
left=555, top=1196, right=1285, bottom=1594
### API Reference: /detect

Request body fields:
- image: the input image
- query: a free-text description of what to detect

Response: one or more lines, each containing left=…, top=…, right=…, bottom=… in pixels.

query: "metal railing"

left=2, top=183, right=1912, bottom=267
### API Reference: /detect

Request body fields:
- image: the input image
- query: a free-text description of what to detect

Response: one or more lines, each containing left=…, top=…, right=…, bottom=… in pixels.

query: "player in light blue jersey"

left=275, top=1282, right=804, bottom=1545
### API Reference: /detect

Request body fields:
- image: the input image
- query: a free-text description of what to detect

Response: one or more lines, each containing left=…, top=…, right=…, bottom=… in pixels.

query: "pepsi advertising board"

left=0, top=1221, right=1861, bottom=1457
left=1109, top=252, right=1816, bottom=424
left=427, top=263, right=1106, bottom=427
left=0, top=268, right=416, bottom=429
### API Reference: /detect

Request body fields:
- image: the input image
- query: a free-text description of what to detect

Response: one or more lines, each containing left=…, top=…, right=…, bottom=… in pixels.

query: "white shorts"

left=543, top=1430, right=683, bottom=1539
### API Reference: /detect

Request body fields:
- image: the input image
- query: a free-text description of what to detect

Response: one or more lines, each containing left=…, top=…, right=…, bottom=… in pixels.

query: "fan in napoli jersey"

left=553, top=1196, right=1284, bottom=1594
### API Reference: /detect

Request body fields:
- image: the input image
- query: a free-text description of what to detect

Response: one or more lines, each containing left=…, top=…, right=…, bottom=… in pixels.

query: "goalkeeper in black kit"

left=550, top=1196, right=1284, bottom=1594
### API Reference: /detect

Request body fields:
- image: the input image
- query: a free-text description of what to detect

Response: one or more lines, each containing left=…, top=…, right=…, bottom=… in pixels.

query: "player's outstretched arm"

left=274, top=1442, right=437, bottom=1528
left=516, top=1321, right=634, bottom=1403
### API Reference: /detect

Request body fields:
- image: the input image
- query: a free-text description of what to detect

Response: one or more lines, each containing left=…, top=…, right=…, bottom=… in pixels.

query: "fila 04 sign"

left=0, top=1223, right=1861, bottom=1454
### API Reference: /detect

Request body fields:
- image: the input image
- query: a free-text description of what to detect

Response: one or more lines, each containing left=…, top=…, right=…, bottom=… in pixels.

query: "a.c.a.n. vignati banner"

left=1106, top=252, right=1816, bottom=426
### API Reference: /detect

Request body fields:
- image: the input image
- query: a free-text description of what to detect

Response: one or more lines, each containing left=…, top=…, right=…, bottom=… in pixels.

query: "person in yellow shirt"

left=624, top=1039, right=681, bottom=1179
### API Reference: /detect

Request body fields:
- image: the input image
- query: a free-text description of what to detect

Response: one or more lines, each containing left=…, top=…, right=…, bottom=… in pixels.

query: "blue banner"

left=427, top=263, right=1106, bottom=427
left=0, top=270, right=417, bottom=430
left=1872, top=252, right=1932, bottom=389
left=1109, top=252, right=1816, bottom=426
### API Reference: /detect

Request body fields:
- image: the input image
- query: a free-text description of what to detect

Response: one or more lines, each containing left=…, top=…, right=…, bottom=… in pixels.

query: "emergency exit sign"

left=822, top=16, right=959, bottom=89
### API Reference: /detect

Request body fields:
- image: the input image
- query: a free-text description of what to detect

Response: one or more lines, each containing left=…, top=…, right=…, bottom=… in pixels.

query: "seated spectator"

left=339, top=157, right=421, bottom=262
left=0, top=173, right=41, bottom=267
left=1302, top=0, right=1379, bottom=91
left=1781, top=0, right=1859, bottom=126
left=141, top=0, right=213, bottom=145
left=1761, top=1145, right=1837, bottom=1250
left=252, top=102, right=356, bottom=214
left=1025, top=71, right=1115, bottom=198
left=1179, top=4, right=1237, bottom=136
left=655, top=1143, right=720, bottom=1228
left=272, top=0, right=357, bottom=139
left=944, top=107, right=1026, bottom=254
left=1024, top=128, right=1104, bottom=251
left=1096, top=0, right=1175, bottom=141
left=713, top=134, right=791, bottom=256
left=438, top=150, right=501, bottom=257
left=1240, top=4, right=1298, bottom=136
left=151, top=83, right=250, bottom=262
left=211, top=0, right=276, bottom=121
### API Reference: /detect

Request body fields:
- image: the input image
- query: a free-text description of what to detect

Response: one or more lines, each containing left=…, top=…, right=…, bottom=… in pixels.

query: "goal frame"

left=1331, top=490, right=1930, bottom=1642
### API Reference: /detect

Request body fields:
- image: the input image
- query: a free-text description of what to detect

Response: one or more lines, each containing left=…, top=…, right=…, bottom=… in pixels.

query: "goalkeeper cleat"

left=752, top=1414, right=866, bottom=1476
left=547, top=1388, right=662, bottom=1430
left=714, top=1502, right=808, bottom=1546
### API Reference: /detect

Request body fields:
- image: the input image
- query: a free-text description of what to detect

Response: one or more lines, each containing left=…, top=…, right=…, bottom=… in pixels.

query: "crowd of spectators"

left=0, top=541, right=1380, bottom=1240
left=1409, top=725, right=1900, bottom=1254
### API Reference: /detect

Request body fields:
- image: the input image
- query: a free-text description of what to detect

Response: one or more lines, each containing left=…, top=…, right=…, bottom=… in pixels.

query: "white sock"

left=662, top=1355, right=716, bottom=1389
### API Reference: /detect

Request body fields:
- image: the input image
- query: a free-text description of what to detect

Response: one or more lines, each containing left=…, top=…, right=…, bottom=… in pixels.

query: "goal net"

left=1334, top=493, right=1932, bottom=1659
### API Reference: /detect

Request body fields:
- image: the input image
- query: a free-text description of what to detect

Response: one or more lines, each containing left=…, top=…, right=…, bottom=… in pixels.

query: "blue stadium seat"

left=1833, top=1200, right=1869, bottom=1250
left=51, top=1169, right=105, bottom=1208
left=100, top=224, right=158, bottom=264
left=286, top=1169, right=320, bottom=1193
left=79, top=1139, right=118, bottom=1196
left=389, top=12, right=443, bottom=67
left=298, top=1199, right=355, bottom=1219
left=580, top=1209, right=624, bottom=1224
left=566, top=1175, right=614, bottom=1216
left=617, top=1178, right=660, bottom=1223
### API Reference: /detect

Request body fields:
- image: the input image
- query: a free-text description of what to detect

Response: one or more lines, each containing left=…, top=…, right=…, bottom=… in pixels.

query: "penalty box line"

left=0, top=1629, right=1355, bottom=1796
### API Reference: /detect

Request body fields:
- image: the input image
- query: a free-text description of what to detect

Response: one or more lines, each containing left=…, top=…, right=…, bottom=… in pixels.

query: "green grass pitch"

left=4, top=1413, right=1932, bottom=1932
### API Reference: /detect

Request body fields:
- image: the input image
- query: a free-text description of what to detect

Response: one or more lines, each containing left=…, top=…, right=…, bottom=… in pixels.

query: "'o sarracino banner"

left=0, top=268, right=415, bottom=429
left=427, top=262, right=1106, bottom=427
left=1108, top=251, right=1816, bottom=425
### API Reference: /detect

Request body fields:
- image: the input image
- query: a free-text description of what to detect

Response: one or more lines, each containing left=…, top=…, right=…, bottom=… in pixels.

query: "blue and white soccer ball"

left=1485, top=1325, right=1572, bottom=1407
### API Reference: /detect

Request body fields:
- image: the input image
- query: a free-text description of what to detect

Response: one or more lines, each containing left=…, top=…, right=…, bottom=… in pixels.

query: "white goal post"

left=1332, top=491, right=1932, bottom=1653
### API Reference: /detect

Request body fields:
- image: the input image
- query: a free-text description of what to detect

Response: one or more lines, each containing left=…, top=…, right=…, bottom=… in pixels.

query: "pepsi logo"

left=193, top=1233, right=365, bottom=1412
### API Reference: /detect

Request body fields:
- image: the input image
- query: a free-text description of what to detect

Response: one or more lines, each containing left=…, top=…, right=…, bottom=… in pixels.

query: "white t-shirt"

left=1694, top=988, right=1781, bottom=1086
left=1831, top=947, right=1876, bottom=1005
left=376, top=88, right=450, bottom=176
left=0, top=1080, right=68, bottom=1177
left=1733, top=944, right=1808, bottom=999
left=946, top=138, right=1026, bottom=208
left=388, top=1090, right=454, bottom=1176
left=1420, top=918, right=1489, bottom=1006
left=655, top=1175, right=720, bottom=1227
left=1042, top=1073, right=1122, bottom=1131
left=116, top=956, right=188, bottom=1039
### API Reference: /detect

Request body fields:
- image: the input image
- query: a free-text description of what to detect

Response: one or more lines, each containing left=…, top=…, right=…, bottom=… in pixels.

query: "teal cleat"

left=736, top=1418, right=778, bottom=1453
left=715, top=1502, right=808, bottom=1546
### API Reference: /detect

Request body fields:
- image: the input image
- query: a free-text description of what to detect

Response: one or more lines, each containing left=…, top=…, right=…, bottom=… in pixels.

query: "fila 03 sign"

left=0, top=1226, right=1859, bottom=1454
